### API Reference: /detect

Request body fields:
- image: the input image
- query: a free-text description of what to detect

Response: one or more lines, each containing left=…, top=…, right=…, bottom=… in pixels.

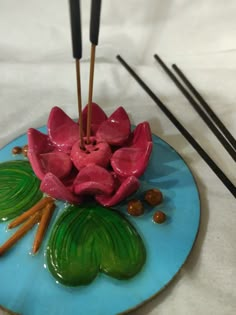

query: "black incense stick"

left=116, top=55, right=236, bottom=198
left=69, top=0, right=82, bottom=59
left=69, top=0, right=84, bottom=148
left=90, top=0, right=102, bottom=45
left=154, top=54, right=236, bottom=162
left=87, top=0, right=102, bottom=143
left=172, top=64, right=236, bottom=150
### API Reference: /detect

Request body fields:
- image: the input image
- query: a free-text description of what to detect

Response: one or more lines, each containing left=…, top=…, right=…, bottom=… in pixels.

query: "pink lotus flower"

left=27, top=104, right=152, bottom=206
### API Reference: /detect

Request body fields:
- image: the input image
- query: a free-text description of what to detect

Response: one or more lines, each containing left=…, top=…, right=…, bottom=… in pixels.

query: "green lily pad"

left=0, top=160, right=43, bottom=222
left=47, top=204, right=146, bottom=286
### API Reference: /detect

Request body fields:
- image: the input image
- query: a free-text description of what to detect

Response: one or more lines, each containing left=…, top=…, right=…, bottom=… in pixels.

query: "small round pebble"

left=12, top=146, right=22, bottom=155
left=153, top=211, right=166, bottom=224
left=127, top=199, right=144, bottom=216
left=144, top=188, right=163, bottom=206
left=22, top=144, right=29, bottom=157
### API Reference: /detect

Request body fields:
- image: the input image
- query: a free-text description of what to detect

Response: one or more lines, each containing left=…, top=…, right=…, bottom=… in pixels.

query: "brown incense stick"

left=8, top=196, right=54, bottom=229
left=86, top=0, right=102, bottom=143
left=86, top=43, right=96, bottom=143
left=76, top=59, right=85, bottom=149
left=0, top=212, right=41, bottom=256
left=32, top=202, right=56, bottom=254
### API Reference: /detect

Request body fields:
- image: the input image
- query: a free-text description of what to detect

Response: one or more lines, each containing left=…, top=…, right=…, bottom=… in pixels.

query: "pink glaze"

left=28, top=128, right=72, bottom=180
left=60, top=167, right=79, bottom=193
left=28, top=105, right=153, bottom=206
left=96, top=176, right=140, bottom=207
left=110, top=145, right=152, bottom=178
left=40, top=172, right=82, bottom=204
left=70, top=137, right=112, bottom=170
left=96, top=107, right=131, bottom=146
left=39, top=152, right=72, bottom=179
left=110, top=122, right=153, bottom=178
left=132, top=121, right=152, bottom=146
left=82, top=103, right=107, bottom=135
left=28, top=128, right=53, bottom=154
left=73, top=165, right=114, bottom=196
left=48, top=106, right=79, bottom=153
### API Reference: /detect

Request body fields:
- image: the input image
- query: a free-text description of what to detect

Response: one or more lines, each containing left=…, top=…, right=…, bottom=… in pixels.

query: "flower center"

left=71, top=136, right=112, bottom=170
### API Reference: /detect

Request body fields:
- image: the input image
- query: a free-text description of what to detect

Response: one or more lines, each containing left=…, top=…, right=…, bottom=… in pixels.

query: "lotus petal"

left=111, top=143, right=152, bottom=178
left=82, top=102, right=107, bottom=135
left=48, top=106, right=79, bottom=153
left=40, top=172, right=82, bottom=204
left=28, top=128, right=53, bottom=154
left=132, top=121, right=152, bottom=147
left=38, top=152, right=72, bottom=179
left=111, top=122, right=153, bottom=178
left=28, top=129, right=54, bottom=180
left=96, top=176, right=140, bottom=207
left=96, top=107, right=131, bottom=146
left=73, top=164, right=114, bottom=196
left=28, top=128, right=72, bottom=180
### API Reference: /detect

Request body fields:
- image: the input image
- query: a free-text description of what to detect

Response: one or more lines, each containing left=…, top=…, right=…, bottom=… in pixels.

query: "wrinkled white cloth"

left=0, top=1, right=235, bottom=315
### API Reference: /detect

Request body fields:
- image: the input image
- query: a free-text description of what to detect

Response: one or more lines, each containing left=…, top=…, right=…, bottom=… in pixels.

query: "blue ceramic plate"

left=0, top=127, right=200, bottom=315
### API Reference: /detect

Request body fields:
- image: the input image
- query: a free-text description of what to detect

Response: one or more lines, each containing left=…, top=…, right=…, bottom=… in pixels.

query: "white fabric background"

left=0, top=1, right=235, bottom=314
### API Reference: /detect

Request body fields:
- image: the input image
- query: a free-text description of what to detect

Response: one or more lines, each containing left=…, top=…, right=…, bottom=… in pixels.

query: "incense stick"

left=154, top=54, right=236, bottom=162
left=69, top=0, right=84, bottom=148
left=172, top=64, right=236, bottom=150
left=116, top=55, right=236, bottom=198
left=32, top=202, right=55, bottom=254
left=86, top=43, right=96, bottom=143
left=0, top=212, right=41, bottom=256
left=76, top=58, right=85, bottom=148
left=8, top=196, right=53, bottom=229
left=87, top=0, right=102, bottom=143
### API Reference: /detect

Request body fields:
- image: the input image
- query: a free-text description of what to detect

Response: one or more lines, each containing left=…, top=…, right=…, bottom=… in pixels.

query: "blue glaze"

left=0, top=127, right=200, bottom=315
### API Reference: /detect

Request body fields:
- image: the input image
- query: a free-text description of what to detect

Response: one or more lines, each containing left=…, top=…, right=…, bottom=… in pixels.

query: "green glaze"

left=0, top=160, right=43, bottom=222
left=47, top=204, right=146, bottom=286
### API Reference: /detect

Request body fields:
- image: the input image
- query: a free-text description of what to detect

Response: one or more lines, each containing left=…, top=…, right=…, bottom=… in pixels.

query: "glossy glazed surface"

left=0, top=127, right=200, bottom=315
left=47, top=204, right=146, bottom=286
left=28, top=105, right=152, bottom=206
left=0, top=160, right=42, bottom=222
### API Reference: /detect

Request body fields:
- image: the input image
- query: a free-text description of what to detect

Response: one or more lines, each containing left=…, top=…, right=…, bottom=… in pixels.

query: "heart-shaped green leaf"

left=0, top=160, right=43, bottom=222
left=46, top=204, right=146, bottom=286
